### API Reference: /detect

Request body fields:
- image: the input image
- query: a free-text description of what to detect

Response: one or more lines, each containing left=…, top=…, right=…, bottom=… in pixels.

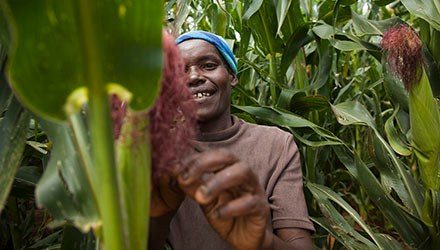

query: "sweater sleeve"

left=267, top=134, right=315, bottom=232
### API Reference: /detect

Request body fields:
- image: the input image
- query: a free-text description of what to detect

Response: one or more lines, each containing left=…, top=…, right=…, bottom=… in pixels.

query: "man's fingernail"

left=200, top=185, right=209, bottom=197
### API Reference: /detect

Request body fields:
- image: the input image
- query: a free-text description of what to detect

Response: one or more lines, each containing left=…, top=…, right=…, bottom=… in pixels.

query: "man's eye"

left=203, top=63, right=217, bottom=69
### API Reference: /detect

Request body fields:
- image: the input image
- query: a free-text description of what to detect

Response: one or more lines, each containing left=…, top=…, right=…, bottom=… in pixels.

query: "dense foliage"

left=1, top=0, right=439, bottom=249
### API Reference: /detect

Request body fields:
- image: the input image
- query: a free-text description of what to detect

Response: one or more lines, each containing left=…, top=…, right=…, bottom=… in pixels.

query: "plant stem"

left=89, top=86, right=126, bottom=250
left=78, top=0, right=126, bottom=248
left=269, top=55, right=278, bottom=105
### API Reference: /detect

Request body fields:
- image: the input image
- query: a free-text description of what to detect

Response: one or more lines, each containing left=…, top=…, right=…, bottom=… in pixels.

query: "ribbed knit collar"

left=196, top=115, right=241, bottom=142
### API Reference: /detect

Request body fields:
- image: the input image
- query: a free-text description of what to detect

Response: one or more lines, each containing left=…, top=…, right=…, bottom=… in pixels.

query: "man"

left=150, top=31, right=314, bottom=250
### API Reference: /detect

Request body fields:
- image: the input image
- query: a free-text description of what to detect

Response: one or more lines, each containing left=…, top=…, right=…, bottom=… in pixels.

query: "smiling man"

left=149, top=31, right=314, bottom=250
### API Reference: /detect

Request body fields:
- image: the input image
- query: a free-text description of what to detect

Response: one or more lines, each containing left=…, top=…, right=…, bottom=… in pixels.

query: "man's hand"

left=150, top=169, right=185, bottom=218
left=177, top=149, right=270, bottom=250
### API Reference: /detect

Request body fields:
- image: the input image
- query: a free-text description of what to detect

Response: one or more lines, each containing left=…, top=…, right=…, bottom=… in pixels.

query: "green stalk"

left=78, top=0, right=125, bottom=248
left=89, top=89, right=125, bottom=250
left=117, top=111, right=151, bottom=250
left=269, top=55, right=278, bottom=105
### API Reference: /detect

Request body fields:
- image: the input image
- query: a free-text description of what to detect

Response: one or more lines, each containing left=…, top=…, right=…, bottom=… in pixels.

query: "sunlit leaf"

left=2, top=0, right=162, bottom=120
left=409, top=72, right=440, bottom=189
left=275, top=0, right=292, bottom=35
left=242, top=0, right=263, bottom=21
left=351, top=11, right=401, bottom=36
left=331, top=101, right=376, bottom=128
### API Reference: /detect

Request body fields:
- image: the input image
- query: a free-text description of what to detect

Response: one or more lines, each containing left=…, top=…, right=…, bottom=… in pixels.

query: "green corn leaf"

left=210, top=2, right=227, bottom=36
left=0, top=97, right=30, bottom=212
left=400, top=0, right=440, bottom=31
left=292, top=48, right=310, bottom=90
left=277, top=88, right=305, bottom=110
left=247, top=0, right=284, bottom=55
left=174, top=0, right=192, bottom=33
left=370, top=134, right=421, bottom=216
left=242, top=0, right=263, bottom=21
left=351, top=10, right=401, bottom=37
left=279, top=0, right=305, bottom=41
left=312, top=23, right=363, bottom=51
left=383, top=62, right=409, bottom=112
left=331, top=101, right=377, bottom=128
left=281, top=24, right=311, bottom=75
left=409, top=71, right=440, bottom=190
left=2, top=0, right=162, bottom=121
left=384, top=105, right=412, bottom=156
left=312, top=22, right=381, bottom=60
left=234, top=105, right=343, bottom=146
left=36, top=115, right=99, bottom=232
left=275, top=0, right=292, bottom=35
left=318, top=0, right=352, bottom=26
left=332, top=101, right=425, bottom=217
left=308, top=182, right=404, bottom=250
left=310, top=217, right=352, bottom=249
left=333, top=146, right=429, bottom=248
left=309, top=38, right=333, bottom=91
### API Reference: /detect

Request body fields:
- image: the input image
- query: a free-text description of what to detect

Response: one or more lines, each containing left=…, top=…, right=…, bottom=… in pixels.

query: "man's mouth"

left=193, top=92, right=212, bottom=99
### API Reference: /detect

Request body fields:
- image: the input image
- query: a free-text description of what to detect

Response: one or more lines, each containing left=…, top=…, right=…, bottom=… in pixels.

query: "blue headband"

left=176, top=31, right=237, bottom=74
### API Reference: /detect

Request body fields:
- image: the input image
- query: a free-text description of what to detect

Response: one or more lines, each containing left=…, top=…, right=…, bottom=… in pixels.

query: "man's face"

left=178, top=39, right=237, bottom=124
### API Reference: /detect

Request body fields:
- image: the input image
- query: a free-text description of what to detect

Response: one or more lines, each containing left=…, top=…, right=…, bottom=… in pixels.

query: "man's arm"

left=261, top=228, right=313, bottom=250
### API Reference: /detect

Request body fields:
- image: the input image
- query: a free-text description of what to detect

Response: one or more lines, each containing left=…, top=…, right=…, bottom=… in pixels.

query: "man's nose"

left=187, top=66, right=204, bottom=86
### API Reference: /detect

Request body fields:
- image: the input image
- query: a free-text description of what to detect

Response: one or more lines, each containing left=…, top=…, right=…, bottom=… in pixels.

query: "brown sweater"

left=168, top=116, right=314, bottom=249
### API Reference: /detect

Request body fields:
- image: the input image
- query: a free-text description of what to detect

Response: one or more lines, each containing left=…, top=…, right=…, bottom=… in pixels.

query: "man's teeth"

left=193, top=92, right=211, bottom=98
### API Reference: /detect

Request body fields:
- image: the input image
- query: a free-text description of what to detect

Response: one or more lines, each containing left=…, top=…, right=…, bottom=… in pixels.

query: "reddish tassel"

left=380, top=24, right=423, bottom=91
left=111, top=31, right=197, bottom=178
left=149, top=31, right=197, bottom=178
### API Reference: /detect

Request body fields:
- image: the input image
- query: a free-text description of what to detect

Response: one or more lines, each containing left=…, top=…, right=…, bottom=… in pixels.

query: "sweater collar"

left=196, top=116, right=240, bottom=142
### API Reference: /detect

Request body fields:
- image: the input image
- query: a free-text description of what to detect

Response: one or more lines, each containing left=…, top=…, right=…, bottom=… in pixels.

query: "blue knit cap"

left=176, top=31, right=237, bottom=74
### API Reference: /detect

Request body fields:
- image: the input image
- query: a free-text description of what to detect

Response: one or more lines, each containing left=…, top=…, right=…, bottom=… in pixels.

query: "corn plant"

left=1, top=1, right=163, bottom=249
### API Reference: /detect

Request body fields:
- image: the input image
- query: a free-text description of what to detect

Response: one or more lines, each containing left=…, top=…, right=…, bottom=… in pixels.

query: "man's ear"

left=229, top=72, right=238, bottom=87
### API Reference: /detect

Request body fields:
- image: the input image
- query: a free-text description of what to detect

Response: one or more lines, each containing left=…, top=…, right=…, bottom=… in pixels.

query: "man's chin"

left=195, top=111, right=213, bottom=123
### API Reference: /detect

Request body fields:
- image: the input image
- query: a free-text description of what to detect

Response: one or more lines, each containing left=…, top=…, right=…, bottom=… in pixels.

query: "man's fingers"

left=178, top=149, right=238, bottom=185
left=210, top=193, right=269, bottom=219
left=194, top=163, right=256, bottom=205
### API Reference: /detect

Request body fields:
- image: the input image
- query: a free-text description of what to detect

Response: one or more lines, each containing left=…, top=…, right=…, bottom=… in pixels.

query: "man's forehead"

left=178, top=39, right=216, bottom=50
left=178, top=40, right=222, bottom=58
